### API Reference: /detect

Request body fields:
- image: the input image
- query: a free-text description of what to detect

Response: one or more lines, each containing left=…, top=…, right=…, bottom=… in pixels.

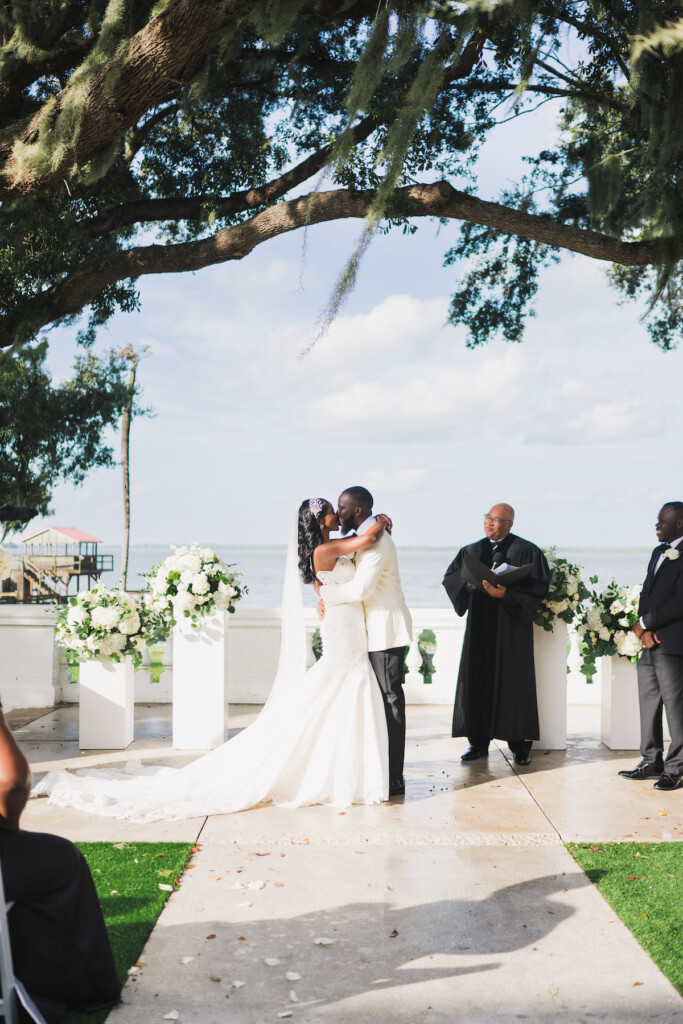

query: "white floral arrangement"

left=55, top=587, right=164, bottom=671
left=145, top=544, right=246, bottom=629
left=576, top=580, right=643, bottom=673
left=534, top=548, right=590, bottom=632
left=0, top=545, right=12, bottom=581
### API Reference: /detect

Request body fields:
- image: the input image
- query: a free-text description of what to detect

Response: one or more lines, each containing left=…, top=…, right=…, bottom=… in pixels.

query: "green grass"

left=64, top=841, right=194, bottom=1024
left=567, top=842, right=683, bottom=994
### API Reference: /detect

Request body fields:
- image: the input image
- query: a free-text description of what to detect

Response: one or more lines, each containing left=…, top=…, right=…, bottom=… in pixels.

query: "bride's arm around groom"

left=318, top=487, right=412, bottom=794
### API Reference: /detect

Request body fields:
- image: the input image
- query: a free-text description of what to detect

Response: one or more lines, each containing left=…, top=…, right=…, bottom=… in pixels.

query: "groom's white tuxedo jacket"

left=321, top=517, right=413, bottom=652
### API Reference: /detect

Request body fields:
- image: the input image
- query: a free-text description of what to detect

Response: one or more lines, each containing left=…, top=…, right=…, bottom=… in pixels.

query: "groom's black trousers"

left=369, top=647, right=407, bottom=781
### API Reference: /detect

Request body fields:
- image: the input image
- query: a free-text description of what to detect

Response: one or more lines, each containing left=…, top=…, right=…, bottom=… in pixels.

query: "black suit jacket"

left=639, top=545, right=683, bottom=655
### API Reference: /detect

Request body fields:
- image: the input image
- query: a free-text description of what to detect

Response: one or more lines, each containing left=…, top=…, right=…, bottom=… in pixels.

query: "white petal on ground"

left=247, top=880, right=267, bottom=890
left=289, top=990, right=299, bottom=1002
left=286, top=972, right=302, bottom=981
left=237, top=901, right=253, bottom=908
left=158, top=884, right=173, bottom=892
left=264, top=958, right=281, bottom=967
left=231, top=981, right=246, bottom=989
left=180, top=957, right=194, bottom=965
left=313, top=937, right=335, bottom=945
left=162, top=1013, right=180, bottom=1021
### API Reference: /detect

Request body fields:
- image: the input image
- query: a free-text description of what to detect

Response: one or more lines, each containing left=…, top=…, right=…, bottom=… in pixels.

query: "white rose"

left=85, top=635, right=100, bottom=653
left=618, top=617, right=629, bottom=627
left=599, top=627, right=611, bottom=642
left=666, top=548, right=680, bottom=561
left=219, top=582, right=237, bottom=599
left=91, top=605, right=121, bottom=630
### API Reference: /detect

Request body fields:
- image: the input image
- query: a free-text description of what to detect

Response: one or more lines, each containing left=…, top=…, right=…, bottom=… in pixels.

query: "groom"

left=317, top=486, right=413, bottom=796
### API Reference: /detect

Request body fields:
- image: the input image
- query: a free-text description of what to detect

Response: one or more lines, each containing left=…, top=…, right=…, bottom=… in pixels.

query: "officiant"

left=442, top=504, right=550, bottom=766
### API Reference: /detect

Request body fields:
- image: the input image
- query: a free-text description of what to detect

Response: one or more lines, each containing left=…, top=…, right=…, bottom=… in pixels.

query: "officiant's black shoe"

left=653, top=772, right=682, bottom=791
left=461, top=746, right=488, bottom=761
left=513, top=752, right=531, bottom=766
left=618, top=758, right=664, bottom=780
left=389, top=778, right=405, bottom=796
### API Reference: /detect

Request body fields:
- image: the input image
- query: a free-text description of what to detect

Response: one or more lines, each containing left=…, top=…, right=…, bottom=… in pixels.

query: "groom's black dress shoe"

left=513, top=752, right=531, bottom=766
left=653, top=772, right=682, bottom=791
left=618, top=758, right=664, bottom=780
left=389, top=778, right=405, bottom=796
left=461, top=746, right=489, bottom=761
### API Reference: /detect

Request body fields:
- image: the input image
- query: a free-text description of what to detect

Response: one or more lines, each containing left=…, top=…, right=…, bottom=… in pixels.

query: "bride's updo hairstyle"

left=298, top=497, right=330, bottom=584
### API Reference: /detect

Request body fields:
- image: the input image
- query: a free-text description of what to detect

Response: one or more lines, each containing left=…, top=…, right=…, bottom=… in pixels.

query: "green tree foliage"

left=1, top=1, right=683, bottom=350
left=0, top=342, right=132, bottom=535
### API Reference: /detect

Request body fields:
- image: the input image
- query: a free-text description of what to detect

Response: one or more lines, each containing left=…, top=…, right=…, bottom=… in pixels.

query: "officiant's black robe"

left=443, top=534, right=550, bottom=742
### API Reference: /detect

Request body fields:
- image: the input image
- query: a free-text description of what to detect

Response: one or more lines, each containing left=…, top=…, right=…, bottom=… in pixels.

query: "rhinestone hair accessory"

left=308, top=497, right=325, bottom=518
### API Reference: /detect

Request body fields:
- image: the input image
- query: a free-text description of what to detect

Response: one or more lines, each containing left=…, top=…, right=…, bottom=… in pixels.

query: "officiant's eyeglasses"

left=484, top=514, right=512, bottom=524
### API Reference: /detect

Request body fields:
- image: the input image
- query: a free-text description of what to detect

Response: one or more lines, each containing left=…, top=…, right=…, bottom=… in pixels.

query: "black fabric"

left=0, top=829, right=120, bottom=1024
left=443, top=534, right=550, bottom=743
left=639, top=543, right=683, bottom=654
left=369, top=646, right=407, bottom=781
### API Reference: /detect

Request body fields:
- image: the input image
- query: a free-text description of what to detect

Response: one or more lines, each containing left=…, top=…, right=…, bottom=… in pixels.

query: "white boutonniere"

left=666, top=548, right=680, bottom=560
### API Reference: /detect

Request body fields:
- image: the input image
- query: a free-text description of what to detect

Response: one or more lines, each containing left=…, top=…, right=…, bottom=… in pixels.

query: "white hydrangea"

left=99, top=633, right=127, bottom=656
left=599, top=627, right=611, bottom=642
left=189, top=572, right=210, bottom=595
left=67, top=604, right=89, bottom=626
left=615, top=631, right=642, bottom=658
left=119, top=610, right=141, bottom=636
left=173, top=591, right=197, bottom=615
left=91, top=605, right=121, bottom=630
left=586, top=607, right=603, bottom=631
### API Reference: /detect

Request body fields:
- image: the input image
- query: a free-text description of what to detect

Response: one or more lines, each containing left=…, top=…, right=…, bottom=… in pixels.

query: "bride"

left=32, top=498, right=390, bottom=821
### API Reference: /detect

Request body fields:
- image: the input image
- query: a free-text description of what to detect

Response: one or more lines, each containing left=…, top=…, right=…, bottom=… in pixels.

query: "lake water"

left=95, top=545, right=652, bottom=607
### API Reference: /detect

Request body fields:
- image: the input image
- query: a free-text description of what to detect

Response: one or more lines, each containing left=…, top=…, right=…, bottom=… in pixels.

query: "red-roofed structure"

left=11, top=525, right=113, bottom=603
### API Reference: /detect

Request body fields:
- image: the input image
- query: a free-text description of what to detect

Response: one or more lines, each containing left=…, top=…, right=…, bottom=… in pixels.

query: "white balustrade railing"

left=0, top=604, right=600, bottom=712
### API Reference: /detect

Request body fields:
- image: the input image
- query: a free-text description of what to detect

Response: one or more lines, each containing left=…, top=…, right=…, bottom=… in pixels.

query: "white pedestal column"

left=172, top=612, right=228, bottom=750
left=533, top=623, right=568, bottom=750
left=600, top=655, right=641, bottom=750
left=79, top=657, right=134, bottom=750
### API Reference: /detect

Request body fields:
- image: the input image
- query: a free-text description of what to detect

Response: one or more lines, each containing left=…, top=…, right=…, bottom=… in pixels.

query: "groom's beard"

left=339, top=519, right=354, bottom=535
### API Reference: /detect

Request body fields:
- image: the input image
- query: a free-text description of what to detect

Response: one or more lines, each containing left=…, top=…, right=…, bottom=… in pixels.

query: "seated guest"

left=0, top=702, right=120, bottom=1022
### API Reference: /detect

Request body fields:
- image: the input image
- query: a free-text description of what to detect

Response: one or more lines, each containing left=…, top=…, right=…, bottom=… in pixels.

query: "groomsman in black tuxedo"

left=619, top=502, right=683, bottom=791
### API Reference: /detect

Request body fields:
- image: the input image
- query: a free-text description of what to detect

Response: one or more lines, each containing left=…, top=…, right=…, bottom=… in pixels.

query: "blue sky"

left=38, top=97, right=682, bottom=551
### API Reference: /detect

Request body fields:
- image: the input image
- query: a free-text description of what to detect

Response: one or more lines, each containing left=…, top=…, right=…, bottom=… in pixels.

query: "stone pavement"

left=14, top=705, right=683, bottom=1023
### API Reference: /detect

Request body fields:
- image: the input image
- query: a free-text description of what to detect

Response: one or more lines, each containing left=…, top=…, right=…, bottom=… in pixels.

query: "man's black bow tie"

left=656, top=542, right=672, bottom=555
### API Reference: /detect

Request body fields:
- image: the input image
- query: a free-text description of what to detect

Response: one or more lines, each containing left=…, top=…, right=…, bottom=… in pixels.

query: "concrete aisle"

left=16, top=705, right=683, bottom=1023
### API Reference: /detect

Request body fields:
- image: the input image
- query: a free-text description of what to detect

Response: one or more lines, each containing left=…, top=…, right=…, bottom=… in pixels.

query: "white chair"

left=0, top=862, right=47, bottom=1024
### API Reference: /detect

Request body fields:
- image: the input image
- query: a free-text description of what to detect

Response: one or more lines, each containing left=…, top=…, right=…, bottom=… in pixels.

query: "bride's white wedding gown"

left=32, top=557, right=389, bottom=821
